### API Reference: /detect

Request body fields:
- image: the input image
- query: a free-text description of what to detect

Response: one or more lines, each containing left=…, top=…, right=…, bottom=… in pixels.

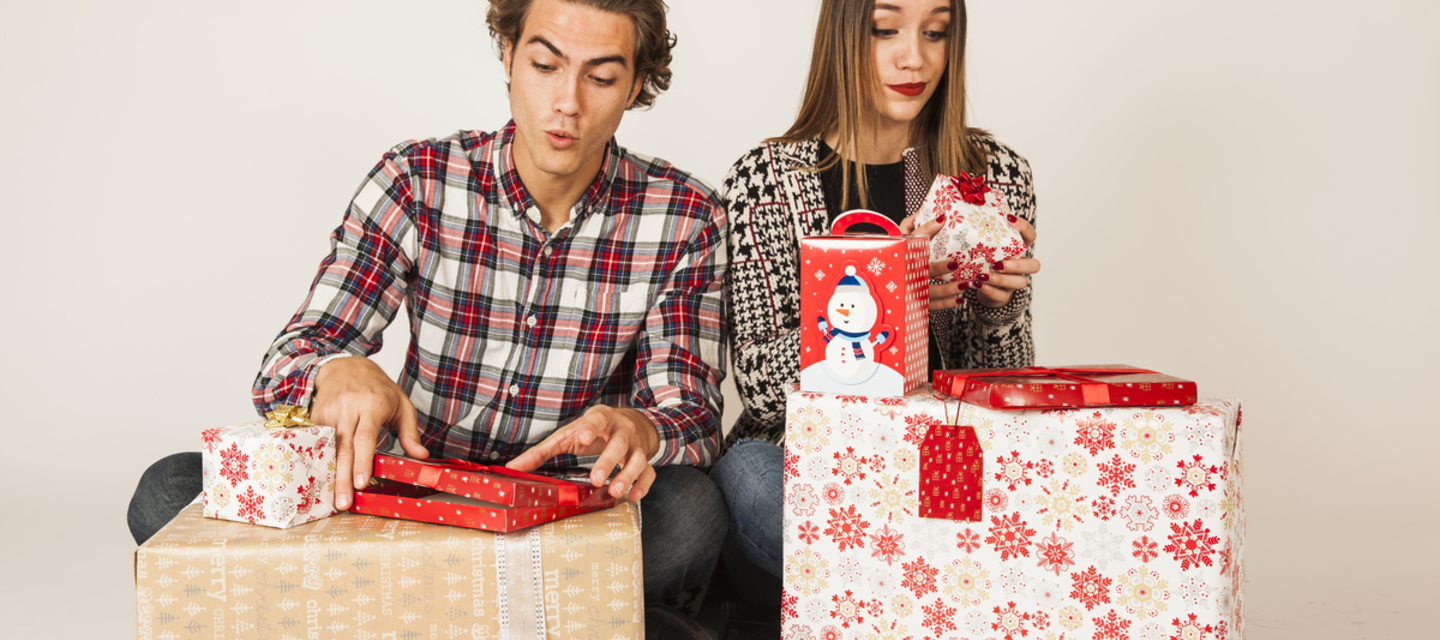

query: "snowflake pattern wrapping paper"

left=781, top=386, right=1245, bottom=640
left=201, top=422, right=337, bottom=529
left=135, top=501, right=643, bottom=640
left=911, top=173, right=1027, bottom=284
left=799, top=211, right=930, bottom=397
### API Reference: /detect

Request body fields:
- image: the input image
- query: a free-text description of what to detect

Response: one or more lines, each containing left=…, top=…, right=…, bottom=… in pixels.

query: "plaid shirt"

left=253, top=122, right=728, bottom=468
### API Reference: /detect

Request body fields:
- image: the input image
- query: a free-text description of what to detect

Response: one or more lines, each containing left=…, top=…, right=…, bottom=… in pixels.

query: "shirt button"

left=526, top=315, right=537, bottom=328
left=509, top=384, right=520, bottom=396
left=488, top=451, right=500, bottom=460
left=543, top=246, right=553, bottom=257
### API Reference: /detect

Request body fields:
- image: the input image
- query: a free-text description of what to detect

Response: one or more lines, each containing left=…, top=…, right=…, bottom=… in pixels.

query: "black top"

left=816, top=140, right=942, bottom=368
left=817, top=140, right=907, bottom=230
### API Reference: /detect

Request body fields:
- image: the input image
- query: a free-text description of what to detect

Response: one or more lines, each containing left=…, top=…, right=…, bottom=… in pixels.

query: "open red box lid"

left=933, top=365, right=1197, bottom=409
left=350, top=454, right=618, bottom=532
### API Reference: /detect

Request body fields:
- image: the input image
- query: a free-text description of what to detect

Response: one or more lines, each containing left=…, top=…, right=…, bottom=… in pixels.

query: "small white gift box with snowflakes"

left=781, top=386, right=1245, bottom=640
left=911, top=173, right=1027, bottom=285
left=200, top=413, right=337, bottom=528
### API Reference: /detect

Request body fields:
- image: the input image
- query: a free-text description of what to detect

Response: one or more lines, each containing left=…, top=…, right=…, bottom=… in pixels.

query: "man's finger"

left=395, top=398, right=428, bottom=460
left=506, top=433, right=567, bottom=473
left=590, top=430, right=630, bottom=488
left=352, top=418, right=380, bottom=491
left=333, top=417, right=356, bottom=511
left=607, top=449, right=651, bottom=499
left=629, top=465, right=657, bottom=501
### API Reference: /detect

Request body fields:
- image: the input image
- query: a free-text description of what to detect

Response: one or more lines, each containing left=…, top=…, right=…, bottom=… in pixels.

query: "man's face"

left=504, top=0, right=642, bottom=190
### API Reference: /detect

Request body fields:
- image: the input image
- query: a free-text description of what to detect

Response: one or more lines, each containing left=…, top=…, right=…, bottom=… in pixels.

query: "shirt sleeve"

left=627, top=198, right=730, bottom=468
left=251, top=151, right=417, bottom=415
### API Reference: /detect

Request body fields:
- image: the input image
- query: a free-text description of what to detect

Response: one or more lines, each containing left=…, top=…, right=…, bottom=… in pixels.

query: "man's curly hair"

left=486, top=0, right=676, bottom=110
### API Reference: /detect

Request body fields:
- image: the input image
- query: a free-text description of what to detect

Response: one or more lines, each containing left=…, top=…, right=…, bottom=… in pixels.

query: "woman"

left=711, top=0, right=1041, bottom=603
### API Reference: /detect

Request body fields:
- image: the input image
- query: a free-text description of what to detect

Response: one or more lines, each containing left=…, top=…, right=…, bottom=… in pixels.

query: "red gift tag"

left=918, top=424, right=983, bottom=521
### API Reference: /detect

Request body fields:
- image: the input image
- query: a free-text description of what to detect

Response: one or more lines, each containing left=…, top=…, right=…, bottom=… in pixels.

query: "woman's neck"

left=823, top=120, right=910, bottom=165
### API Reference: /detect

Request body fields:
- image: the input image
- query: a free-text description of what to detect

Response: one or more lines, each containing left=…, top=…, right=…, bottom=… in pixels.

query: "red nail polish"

left=947, top=260, right=959, bottom=271
left=1007, top=214, right=1017, bottom=223
left=937, top=214, right=947, bottom=223
left=960, top=281, right=971, bottom=289
left=993, top=261, right=1006, bottom=271
left=977, top=273, right=990, bottom=282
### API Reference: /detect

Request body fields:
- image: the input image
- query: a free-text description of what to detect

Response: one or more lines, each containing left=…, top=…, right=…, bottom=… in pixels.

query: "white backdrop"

left=2, top=1, right=1437, bottom=638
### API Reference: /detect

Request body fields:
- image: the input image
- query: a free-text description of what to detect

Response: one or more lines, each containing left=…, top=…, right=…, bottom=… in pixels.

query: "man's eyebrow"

left=525, top=35, right=629, bottom=69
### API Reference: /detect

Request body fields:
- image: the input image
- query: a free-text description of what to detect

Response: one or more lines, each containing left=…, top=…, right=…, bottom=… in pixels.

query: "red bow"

left=951, top=172, right=989, bottom=205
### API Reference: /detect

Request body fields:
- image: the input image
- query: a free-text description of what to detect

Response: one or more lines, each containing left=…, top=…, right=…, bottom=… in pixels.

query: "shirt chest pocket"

left=552, top=280, right=652, bottom=344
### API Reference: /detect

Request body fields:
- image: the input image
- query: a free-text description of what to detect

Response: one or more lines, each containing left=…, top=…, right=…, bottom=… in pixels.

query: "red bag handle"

left=831, top=209, right=903, bottom=236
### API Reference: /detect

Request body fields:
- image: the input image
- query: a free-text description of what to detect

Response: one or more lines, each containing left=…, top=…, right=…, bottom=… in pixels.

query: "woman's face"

left=869, top=0, right=952, bottom=129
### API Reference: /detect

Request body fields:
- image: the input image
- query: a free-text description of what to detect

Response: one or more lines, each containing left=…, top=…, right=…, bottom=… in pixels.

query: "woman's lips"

left=887, top=83, right=926, bottom=97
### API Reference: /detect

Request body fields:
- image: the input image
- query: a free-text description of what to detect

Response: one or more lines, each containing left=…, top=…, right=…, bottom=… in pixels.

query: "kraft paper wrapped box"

left=799, top=210, right=930, bottom=396
left=781, top=386, right=1245, bottom=640
left=200, top=409, right=338, bottom=529
left=135, top=501, right=643, bottom=640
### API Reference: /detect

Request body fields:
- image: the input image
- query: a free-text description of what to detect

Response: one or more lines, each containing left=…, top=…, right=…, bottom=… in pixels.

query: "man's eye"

left=531, top=62, right=556, bottom=72
left=593, top=76, right=617, bottom=87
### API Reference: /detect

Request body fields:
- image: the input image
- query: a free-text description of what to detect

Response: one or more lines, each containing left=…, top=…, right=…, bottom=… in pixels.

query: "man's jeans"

left=710, top=440, right=782, bottom=605
left=128, top=452, right=728, bottom=600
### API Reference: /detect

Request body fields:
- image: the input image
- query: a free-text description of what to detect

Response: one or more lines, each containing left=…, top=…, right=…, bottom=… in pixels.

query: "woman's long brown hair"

left=771, top=0, right=988, bottom=210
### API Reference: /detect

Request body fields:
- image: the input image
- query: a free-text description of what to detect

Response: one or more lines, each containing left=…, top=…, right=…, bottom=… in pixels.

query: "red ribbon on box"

left=933, top=365, right=1196, bottom=409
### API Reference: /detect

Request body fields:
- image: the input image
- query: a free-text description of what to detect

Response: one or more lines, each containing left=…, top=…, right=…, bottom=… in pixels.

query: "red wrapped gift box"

left=799, top=210, right=930, bottom=396
left=350, top=454, right=616, bottom=532
left=933, top=365, right=1198, bottom=409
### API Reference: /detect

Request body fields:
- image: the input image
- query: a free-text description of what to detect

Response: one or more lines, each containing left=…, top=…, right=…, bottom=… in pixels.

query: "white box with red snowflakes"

left=781, top=386, right=1244, bottom=640
left=200, top=422, right=338, bottom=528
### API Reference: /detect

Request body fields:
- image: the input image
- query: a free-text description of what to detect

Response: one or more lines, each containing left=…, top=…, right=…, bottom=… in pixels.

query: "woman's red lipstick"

left=888, top=82, right=926, bottom=97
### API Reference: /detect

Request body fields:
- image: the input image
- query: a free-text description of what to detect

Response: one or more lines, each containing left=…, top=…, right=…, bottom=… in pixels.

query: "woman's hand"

left=975, top=215, right=1041, bottom=308
left=900, top=213, right=1042, bottom=310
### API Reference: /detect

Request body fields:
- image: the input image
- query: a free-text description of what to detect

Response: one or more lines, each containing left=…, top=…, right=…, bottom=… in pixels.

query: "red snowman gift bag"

left=799, top=211, right=929, bottom=396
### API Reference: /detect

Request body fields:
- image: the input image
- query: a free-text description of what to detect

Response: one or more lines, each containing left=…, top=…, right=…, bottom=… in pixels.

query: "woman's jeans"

left=710, top=440, right=783, bottom=605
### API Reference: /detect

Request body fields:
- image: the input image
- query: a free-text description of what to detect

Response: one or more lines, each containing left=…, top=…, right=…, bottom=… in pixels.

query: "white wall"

left=1, top=1, right=1436, bottom=638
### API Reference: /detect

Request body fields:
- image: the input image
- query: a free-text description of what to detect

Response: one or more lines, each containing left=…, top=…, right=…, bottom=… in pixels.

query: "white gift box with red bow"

left=200, top=421, right=338, bottom=528
left=912, top=173, right=1028, bottom=284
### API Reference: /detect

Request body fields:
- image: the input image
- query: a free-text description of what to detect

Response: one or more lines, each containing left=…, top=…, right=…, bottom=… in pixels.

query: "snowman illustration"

left=815, top=264, right=893, bottom=383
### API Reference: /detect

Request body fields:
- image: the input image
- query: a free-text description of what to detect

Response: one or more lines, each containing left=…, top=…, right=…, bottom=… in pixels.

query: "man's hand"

left=506, top=405, right=659, bottom=501
left=310, top=357, right=428, bottom=510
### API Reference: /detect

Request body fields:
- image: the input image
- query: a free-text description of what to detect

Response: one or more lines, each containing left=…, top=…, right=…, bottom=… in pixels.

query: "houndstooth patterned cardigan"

left=721, top=134, right=1037, bottom=449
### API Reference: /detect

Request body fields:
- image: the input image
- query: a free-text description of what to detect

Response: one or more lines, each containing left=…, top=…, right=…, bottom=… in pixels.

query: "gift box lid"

left=369, top=453, right=616, bottom=509
left=933, top=364, right=1198, bottom=408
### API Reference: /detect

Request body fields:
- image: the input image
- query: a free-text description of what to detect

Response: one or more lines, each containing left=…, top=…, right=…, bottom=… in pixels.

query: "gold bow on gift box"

left=264, top=405, right=314, bottom=428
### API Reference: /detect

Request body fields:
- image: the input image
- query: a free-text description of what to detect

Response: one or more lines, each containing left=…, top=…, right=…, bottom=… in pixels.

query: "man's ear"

left=626, top=71, right=646, bottom=108
left=502, top=41, right=514, bottom=84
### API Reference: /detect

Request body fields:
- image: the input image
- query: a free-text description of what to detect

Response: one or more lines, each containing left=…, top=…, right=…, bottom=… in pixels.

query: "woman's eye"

left=871, top=28, right=898, bottom=38
left=925, top=30, right=948, bottom=41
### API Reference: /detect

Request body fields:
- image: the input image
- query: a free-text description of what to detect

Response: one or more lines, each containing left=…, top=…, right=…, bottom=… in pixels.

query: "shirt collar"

left=493, top=120, right=621, bottom=224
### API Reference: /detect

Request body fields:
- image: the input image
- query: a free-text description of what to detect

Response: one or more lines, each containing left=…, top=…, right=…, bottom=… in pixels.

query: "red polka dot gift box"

left=350, top=453, right=617, bottom=533
left=200, top=406, right=338, bottom=529
left=799, top=210, right=930, bottom=397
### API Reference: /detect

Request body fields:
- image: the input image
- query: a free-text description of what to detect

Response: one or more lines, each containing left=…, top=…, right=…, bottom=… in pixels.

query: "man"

left=128, top=0, right=727, bottom=633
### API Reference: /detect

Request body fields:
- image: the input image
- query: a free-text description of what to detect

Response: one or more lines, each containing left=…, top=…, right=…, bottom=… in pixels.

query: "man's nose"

left=554, top=74, right=581, bottom=117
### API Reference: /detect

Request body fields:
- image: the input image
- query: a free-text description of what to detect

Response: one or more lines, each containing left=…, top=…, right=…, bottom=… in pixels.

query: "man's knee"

left=128, top=452, right=203, bottom=545
left=639, top=465, right=729, bottom=598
